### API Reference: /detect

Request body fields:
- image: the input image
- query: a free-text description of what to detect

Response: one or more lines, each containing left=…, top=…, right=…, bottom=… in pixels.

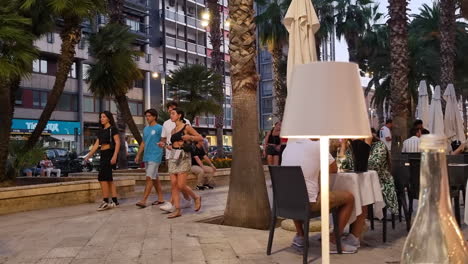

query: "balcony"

left=165, top=10, right=206, bottom=32
left=165, top=37, right=187, bottom=51
left=187, top=0, right=205, bottom=6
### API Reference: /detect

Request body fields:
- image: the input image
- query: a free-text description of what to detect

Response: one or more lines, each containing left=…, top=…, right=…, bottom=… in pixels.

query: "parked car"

left=44, top=148, right=83, bottom=176
left=79, top=144, right=140, bottom=170
left=127, top=144, right=139, bottom=169
left=208, top=145, right=233, bottom=159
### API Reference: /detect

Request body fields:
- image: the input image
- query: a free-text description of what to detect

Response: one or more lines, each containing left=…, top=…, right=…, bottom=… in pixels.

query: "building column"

left=77, top=60, right=84, bottom=153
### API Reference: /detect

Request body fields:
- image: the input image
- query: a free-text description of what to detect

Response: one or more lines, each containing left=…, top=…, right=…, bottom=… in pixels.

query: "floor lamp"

left=281, top=62, right=371, bottom=264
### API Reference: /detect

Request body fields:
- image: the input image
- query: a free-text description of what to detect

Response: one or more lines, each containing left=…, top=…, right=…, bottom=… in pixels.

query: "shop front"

left=11, top=119, right=81, bottom=151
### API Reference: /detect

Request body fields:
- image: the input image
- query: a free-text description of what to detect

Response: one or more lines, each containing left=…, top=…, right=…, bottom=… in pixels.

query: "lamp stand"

left=320, top=136, right=330, bottom=264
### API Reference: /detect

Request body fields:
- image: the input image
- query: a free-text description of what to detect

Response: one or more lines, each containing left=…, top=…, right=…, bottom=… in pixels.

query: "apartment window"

left=15, top=88, right=23, bottom=106
left=224, top=107, right=232, bottom=120
left=32, top=90, right=48, bottom=108
left=261, top=81, right=273, bottom=97
left=46, top=32, right=54, bottom=43
left=33, top=59, right=48, bottom=74
left=110, top=101, right=117, bottom=113
left=175, top=54, right=180, bottom=65
left=262, top=115, right=273, bottom=130
left=83, top=63, right=91, bottom=80
left=135, top=79, right=144, bottom=88
left=126, top=19, right=140, bottom=32
left=84, top=97, right=94, bottom=112
left=261, top=64, right=272, bottom=79
left=262, top=98, right=273, bottom=114
left=68, top=62, right=77, bottom=78
left=57, top=94, right=78, bottom=111
left=129, top=101, right=143, bottom=116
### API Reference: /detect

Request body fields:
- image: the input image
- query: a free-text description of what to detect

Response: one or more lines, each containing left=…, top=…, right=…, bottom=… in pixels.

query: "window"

left=84, top=97, right=94, bottom=112
left=57, top=94, right=78, bottom=111
left=94, top=98, right=101, bottom=112
left=83, top=64, right=91, bottom=80
left=262, top=115, right=273, bottom=130
left=261, top=64, right=272, bottom=79
left=128, top=101, right=143, bottom=116
left=32, top=90, right=47, bottom=108
left=110, top=101, right=117, bottom=113
left=33, top=59, right=48, bottom=74
left=46, top=32, right=54, bottom=43
left=68, top=62, right=77, bottom=78
left=134, top=79, right=144, bottom=88
left=261, top=81, right=273, bottom=97
left=262, top=98, right=273, bottom=114
left=15, top=88, right=23, bottom=106
left=126, top=19, right=140, bottom=32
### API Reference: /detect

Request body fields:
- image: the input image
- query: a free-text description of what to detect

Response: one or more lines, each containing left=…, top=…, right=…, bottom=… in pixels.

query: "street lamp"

left=151, top=70, right=166, bottom=107
left=151, top=71, right=160, bottom=79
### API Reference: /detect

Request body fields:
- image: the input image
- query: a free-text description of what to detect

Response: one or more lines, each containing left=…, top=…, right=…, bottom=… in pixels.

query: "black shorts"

left=98, top=149, right=114, bottom=182
left=266, top=145, right=280, bottom=156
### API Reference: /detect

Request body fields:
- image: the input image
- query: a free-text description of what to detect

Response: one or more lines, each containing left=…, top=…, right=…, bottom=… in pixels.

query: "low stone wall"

left=0, top=177, right=135, bottom=215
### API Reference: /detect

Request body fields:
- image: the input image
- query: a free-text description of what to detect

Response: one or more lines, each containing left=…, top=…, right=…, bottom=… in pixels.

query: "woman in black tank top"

left=263, top=121, right=282, bottom=166
left=165, top=108, right=203, bottom=218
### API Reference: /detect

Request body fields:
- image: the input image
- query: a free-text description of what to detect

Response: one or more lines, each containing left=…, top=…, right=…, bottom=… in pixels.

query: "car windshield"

left=55, top=149, right=68, bottom=157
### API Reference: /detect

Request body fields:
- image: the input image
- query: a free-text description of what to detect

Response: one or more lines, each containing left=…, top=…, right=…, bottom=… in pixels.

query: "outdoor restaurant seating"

left=267, top=166, right=343, bottom=264
left=390, top=154, right=411, bottom=232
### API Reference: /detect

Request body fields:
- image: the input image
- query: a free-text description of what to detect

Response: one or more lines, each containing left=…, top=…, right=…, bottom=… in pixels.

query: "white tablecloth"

left=330, top=170, right=385, bottom=225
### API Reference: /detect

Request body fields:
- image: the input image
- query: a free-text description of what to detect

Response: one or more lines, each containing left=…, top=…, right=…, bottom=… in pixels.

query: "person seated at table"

left=282, top=139, right=361, bottom=254
left=341, top=135, right=399, bottom=217
left=402, top=127, right=422, bottom=153
left=413, top=119, right=430, bottom=134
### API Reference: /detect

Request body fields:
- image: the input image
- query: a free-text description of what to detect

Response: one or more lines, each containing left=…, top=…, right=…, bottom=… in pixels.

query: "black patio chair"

left=447, top=155, right=466, bottom=226
left=267, top=166, right=342, bottom=264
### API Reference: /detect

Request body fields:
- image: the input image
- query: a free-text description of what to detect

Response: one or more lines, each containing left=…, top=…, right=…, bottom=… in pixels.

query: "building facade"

left=158, top=0, right=233, bottom=146
left=12, top=0, right=158, bottom=153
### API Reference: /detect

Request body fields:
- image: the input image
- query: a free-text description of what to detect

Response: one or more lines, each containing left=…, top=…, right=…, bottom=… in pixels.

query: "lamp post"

left=151, top=70, right=166, bottom=107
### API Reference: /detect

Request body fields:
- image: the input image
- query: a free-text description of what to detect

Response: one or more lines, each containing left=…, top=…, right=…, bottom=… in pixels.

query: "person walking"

left=163, top=108, right=202, bottom=218
left=84, top=111, right=121, bottom=211
left=191, top=140, right=216, bottom=190
left=159, top=101, right=193, bottom=212
left=134, top=109, right=165, bottom=208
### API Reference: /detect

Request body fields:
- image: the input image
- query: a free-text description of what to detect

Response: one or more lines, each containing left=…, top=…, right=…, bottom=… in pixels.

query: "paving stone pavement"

left=0, top=184, right=467, bottom=264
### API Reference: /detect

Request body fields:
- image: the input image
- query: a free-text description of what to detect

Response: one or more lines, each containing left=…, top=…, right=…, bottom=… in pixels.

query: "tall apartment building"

left=11, top=0, right=159, bottom=153
left=158, top=0, right=233, bottom=146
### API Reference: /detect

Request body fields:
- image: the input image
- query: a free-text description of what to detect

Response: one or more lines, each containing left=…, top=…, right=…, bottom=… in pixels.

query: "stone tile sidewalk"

left=0, top=184, right=466, bottom=264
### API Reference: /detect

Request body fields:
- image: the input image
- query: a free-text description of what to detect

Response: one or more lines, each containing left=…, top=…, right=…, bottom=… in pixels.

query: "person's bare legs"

left=267, top=155, right=274, bottom=165
left=168, top=174, right=181, bottom=218
left=99, top=181, right=110, bottom=200
left=350, top=206, right=368, bottom=240
left=177, top=173, right=201, bottom=211
left=110, top=182, right=118, bottom=198
left=272, top=155, right=280, bottom=166
left=152, top=179, right=164, bottom=202
left=137, top=177, right=153, bottom=205
left=330, top=192, right=354, bottom=244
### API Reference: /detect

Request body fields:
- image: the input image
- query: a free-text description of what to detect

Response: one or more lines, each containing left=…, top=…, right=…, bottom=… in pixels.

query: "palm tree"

left=388, top=0, right=410, bottom=145
left=21, top=0, right=106, bottom=152
left=256, top=0, right=288, bottom=117
left=335, top=0, right=376, bottom=63
left=87, top=24, right=144, bottom=150
left=167, top=64, right=223, bottom=123
left=223, top=0, right=271, bottom=229
left=0, top=6, right=38, bottom=181
left=314, top=0, right=335, bottom=60
left=439, top=0, right=456, bottom=96
left=206, top=0, right=225, bottom=159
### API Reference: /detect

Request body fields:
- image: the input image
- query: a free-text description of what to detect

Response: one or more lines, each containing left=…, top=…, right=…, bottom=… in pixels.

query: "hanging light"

left=151, top=72, right=160, bottom=79
left=201, top=10, right=210, bottom=21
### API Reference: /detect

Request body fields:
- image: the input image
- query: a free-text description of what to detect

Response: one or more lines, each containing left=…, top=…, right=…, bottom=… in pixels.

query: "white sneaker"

left=159, top=201, right=175, bottom=213
left=330, top=242, right=357, bottom=254
left=97, top=202, right=110, bottom=211
left=181, top=198, right=192, bottom=209
left=109, top=202, right=116, bottom=209
left=342, top=234, right=360, bottom=248
left=291, top=235, right=304, bottom=248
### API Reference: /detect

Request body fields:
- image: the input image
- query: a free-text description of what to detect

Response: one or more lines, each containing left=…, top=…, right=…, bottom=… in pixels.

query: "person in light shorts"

left=134, top=109, right=165, bottom=208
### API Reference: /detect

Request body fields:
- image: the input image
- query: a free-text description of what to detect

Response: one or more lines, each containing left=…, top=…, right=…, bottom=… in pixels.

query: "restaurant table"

left=330, top=170, right=385, bottom=225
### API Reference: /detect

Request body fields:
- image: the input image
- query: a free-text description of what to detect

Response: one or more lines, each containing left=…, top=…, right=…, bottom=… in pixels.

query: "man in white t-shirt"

left=281, top=139, right=358, bottom=253
left=402, top=127, right=422, bottom=153
left=157, top=101, right=192, bottom=212
left=379, top=119, right=393, bottom=151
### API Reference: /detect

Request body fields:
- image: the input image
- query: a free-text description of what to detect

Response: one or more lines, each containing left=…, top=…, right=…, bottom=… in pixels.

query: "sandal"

left=151, top=200, right=165, bottom=205
left=194, top=196, right=202, bottom=212
left=167, top=208, right=181, bottom=219
left=136, top=202, right=146, bottom=208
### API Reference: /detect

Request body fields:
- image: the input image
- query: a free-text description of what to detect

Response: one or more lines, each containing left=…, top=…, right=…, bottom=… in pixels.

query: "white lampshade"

left=281, top=62, right=371, bottom=138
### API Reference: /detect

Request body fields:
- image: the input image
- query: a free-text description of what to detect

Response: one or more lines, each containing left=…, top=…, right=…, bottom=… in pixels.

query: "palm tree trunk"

left=376, top=102, right=385, bottom=129
left=115, top=95, right=143, bottom=145
left=439, top=0, right=456, bottom=98
left=24, top=19, right=81, bottom=152
left=388, top=0, right=410, bottom=152
left=223, top=0, right=271, bottom=229
left=108, top=0, right=125, bottom=24
left=463, top=95, right=467, bottom=133
left=0, top=81, right=13, bottom=181
left=116, top=108, right=128, bottom=169
left=207, top=0, right=226, bottom=158
left=315, top=38, right=322, bottom=61
left=272, top=46, right=286, bottom=118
